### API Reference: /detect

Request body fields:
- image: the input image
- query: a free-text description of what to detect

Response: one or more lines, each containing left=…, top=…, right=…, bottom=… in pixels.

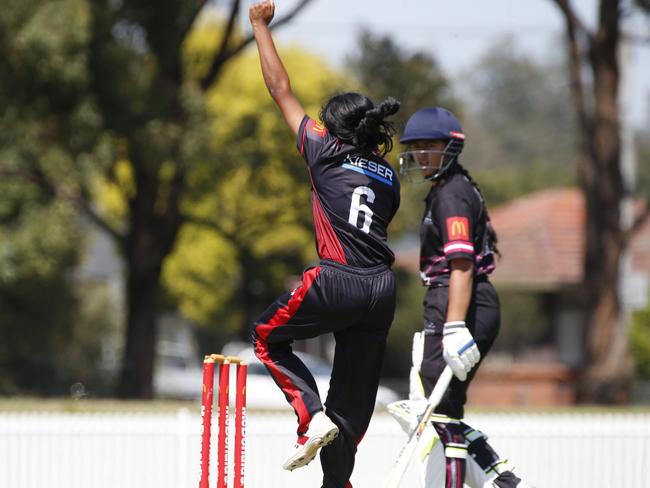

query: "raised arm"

left=249, top=0, right=305, bottom=136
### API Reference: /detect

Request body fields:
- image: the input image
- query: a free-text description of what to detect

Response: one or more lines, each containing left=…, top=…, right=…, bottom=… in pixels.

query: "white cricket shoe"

left=282, top=411, right=339, bottom=471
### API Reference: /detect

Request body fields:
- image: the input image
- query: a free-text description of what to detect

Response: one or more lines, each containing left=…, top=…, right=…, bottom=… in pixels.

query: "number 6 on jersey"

left=348, top=186, right=375, bottom=234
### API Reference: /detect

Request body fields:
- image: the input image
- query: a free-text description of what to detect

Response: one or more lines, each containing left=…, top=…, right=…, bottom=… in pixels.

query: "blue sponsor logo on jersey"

left=342, top=155, right=394, bottom=186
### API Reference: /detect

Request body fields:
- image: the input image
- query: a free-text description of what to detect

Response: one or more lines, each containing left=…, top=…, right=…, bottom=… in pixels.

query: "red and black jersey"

left=297, top=115, right=400, bottom=267
left=420, top=167, right=495, bottom=286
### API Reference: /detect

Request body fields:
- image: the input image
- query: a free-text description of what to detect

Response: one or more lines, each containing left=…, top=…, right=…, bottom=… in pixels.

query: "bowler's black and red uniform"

left=252, top=115, right=400, bottom=488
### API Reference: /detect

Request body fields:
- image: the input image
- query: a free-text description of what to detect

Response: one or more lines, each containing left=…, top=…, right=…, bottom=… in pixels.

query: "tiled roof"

left=630, top=208, right=650, bottom=273
left=394, top=187, right=650, bottom=290
left=489, top=188, right=584, bottom=289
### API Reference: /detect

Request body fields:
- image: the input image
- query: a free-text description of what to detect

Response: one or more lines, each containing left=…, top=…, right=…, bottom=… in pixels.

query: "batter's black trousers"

left=252, top=259, right=396, bottom=488
left=420, top=277, right=500, bottom=419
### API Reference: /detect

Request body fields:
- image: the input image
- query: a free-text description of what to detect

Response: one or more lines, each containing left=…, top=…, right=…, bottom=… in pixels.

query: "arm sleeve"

left=433, top=193, right=475, bottom=262
left=296, top=115, right=329, bottom=167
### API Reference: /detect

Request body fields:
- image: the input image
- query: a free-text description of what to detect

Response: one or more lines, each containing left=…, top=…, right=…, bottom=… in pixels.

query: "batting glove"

left=442, top=321, right=480, bottom=381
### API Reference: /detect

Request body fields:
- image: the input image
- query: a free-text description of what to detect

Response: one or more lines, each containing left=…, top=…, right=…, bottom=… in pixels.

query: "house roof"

left=489, top=188, right=584, bottom=289
left=630, top=206, right=650, bottom=273
left=394, top=187, right=650, bottom=291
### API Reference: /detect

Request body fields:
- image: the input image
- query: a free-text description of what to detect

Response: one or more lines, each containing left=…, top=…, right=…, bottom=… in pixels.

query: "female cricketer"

left=397, top=107, right=531, bottom=488
left=249, top=2, right=401, bottom=487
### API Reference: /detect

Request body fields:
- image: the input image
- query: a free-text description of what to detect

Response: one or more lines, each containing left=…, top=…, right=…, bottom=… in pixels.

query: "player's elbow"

left=449, top=257, right=474, bottom=273
left=267, top=79, right=292, bottom=101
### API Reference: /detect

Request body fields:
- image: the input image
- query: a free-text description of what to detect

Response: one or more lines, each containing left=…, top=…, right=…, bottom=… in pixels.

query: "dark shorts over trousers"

left=418, top=278, right=500, bottom=488
left=420, top=277, right=500, bottom=419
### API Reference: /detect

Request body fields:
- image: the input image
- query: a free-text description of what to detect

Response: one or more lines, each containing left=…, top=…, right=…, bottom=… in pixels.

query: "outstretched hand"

left=249, top=0, right=275, bottom=26
left=249, top=0, right=305, bottom=135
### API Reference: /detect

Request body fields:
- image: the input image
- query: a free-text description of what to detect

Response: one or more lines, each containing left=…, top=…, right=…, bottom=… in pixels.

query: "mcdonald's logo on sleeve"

left=446, top=217, right=470, bottom=241
left=308, top=120, right=327, bottom=138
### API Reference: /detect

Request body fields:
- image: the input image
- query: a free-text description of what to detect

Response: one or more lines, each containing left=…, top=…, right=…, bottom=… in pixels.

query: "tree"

left=346, top=32, right=457, bottom=378
left=460, top=37, right=579, bottom=205
left=550, top=0, right=650, bottom=402
left=636, top=125, right=650, bottom=201
left=161, top=46, right=345, bottom=340
left=630, top=305, right=650, bottom=380
left=346, top=30, right=458, bottom=235
left=346, top=31, right=454, bottom=130
left=0, top=176, right=79, bottom=394
left=0, top=0, right=315, bottom=398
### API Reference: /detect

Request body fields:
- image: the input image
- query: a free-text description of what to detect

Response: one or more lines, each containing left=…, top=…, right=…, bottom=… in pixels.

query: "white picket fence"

left=1, top=409, right=649, bottom=488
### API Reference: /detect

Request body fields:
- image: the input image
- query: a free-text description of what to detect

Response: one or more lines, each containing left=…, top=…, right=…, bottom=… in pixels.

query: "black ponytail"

left=456, top=163, right=500, bottom=258
left=320, top=93, right=400, bottom=156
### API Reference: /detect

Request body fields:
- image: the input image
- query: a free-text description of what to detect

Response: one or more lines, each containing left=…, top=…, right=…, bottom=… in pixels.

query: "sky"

left=240, top=0, right=650, bottom=127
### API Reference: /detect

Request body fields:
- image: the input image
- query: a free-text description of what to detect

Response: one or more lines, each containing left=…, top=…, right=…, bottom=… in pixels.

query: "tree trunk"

left=117, top=256, right=162, bottom=399
left=576, top=0, right=632, bottom=403
left=116, top=158, right=183, bottom=399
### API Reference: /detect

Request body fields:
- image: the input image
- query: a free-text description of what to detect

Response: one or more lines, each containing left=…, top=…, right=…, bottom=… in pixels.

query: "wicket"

left=199, top=354, right=247, bottom=488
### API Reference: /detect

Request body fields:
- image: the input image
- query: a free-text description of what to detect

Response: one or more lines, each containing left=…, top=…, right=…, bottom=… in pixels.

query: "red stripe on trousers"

left=254, top=267, right=321, bottom=433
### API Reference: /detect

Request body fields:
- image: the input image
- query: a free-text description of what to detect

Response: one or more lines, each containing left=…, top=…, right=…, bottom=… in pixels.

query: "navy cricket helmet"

left=398, top=107, right=465, bottom=182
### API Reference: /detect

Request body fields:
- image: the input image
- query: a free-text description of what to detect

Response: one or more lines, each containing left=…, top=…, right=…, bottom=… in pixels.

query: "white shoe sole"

left=282, top=426, right=339, bottom=471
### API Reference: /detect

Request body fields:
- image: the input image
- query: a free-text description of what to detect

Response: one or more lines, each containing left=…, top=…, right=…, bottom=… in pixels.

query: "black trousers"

left=252, top=259, right=396, bottom=488
left=420, top=277, right=500, bottom=419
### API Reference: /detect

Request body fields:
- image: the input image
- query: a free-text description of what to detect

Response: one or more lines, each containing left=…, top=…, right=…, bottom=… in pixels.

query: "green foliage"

left=629, top=129, right=650, bottom=380
left=463, top=38, right=577, bottom=165
left=0, top=0, right=218, bottom=397
left=344, top=32, right=460, bottom=380
left=491, top=290, right=551, bottom=356
left=61, top=280, right=121, bottom=397
left=0, top=172, right=115, bottom=397
left=0, top=177, right=80, bottom=394
left=346, top=31, right=458, bottom=238
left=460, top=38, right=578, bottom=204
left=346, top=30, right=458, bottom=131
left=473, top=162, right=574, bottom=207
left=635, top=0, right=650, bottom=12
left=2, top=0, right=328, bottom=397
left=631, top=305, right=650, bottom=379
left=0, top=0, right=122, bottom=396
left=636, top=128, right=650, bottom=203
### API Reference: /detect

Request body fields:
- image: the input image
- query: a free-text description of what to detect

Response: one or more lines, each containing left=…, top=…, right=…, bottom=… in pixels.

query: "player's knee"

left=444, top=441, right=469, bottom=459
left=465, top=427, right=493, bottom=460
left=463, top=425, right=499, bottom=463
left=432, top=418, right=467, bottom=458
